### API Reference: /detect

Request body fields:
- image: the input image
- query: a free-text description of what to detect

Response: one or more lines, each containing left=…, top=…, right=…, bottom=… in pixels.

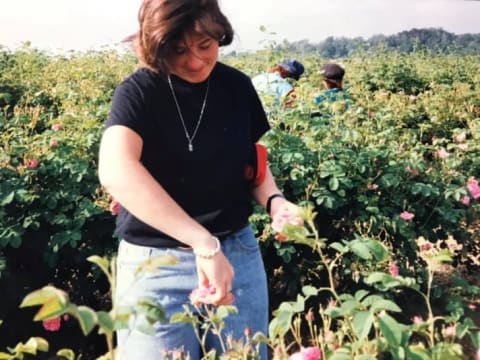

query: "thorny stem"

left=410, top=267, right=436, bottom=347
left=425, top=267, right=436, bottom=347
left=306, top=218, right=339, bottom=302
left=197, top=306, right=227, bottom=353
left=307, top=217, right=368, bottom=350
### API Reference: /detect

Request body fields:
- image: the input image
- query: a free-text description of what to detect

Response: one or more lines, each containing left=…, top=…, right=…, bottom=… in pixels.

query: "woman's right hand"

left=195, top=251, right=234, bottom=306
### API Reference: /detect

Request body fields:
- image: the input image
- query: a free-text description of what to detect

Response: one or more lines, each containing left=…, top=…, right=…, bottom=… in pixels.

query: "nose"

left=185, top=51, right=207, bottom=71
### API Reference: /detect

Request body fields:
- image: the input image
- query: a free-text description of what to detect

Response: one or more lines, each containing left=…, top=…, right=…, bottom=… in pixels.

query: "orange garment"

left=245, top=144, right=268, bottom=187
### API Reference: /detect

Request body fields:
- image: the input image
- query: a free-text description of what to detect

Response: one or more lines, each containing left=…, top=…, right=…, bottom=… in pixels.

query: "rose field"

left=0, top=46, right=479, bottom=359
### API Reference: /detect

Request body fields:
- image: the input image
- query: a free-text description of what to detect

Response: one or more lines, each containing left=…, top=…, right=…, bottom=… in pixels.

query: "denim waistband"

left=118, top=223, right=252, bottom=255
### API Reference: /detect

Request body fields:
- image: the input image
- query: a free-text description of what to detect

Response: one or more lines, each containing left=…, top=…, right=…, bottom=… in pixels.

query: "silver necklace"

left=167, top=74, right=210, bottom=152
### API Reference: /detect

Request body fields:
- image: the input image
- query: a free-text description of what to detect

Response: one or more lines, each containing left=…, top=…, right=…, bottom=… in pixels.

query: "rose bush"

left=0, top=46, right=479, bottom=358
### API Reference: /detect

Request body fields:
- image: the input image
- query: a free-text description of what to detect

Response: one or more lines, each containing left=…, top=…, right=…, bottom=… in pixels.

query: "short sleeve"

left=275, top=81, right=293, bottom=98
left=105, top=78, right=147, bottom=139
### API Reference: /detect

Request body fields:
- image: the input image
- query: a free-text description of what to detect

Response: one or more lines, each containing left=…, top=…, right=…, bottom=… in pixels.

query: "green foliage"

left=0, top=46, right=479, bottom=358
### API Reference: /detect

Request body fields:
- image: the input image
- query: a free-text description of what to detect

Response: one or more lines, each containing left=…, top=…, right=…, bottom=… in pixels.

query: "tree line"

left=229, top=28, right=480, bottom=58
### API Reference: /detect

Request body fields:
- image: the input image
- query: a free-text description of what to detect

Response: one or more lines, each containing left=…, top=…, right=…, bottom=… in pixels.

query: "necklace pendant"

left=188, top=143, right=193, bottom=152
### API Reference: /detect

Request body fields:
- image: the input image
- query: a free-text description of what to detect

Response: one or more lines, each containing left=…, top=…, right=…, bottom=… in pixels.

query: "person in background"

left=252, top=58, right=305, bottom=104
left=314, top=62, right=348, bottom=104
left=98, top=0, right=298, bottom=359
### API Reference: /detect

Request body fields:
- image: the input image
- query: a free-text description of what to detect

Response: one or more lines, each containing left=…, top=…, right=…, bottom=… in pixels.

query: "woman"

left=252, top=59, right=305, bottom=104
left=98, top=0, right=296, bottom=358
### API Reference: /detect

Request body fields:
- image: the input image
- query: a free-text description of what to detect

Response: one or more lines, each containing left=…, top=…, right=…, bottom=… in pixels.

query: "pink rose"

left=444, top=324, right=456, bottom=338
left=50, top=139, right=59, bottom=147
left=389, top=262, right=399, bottom=277
left=453, top=133, right=466, bottom=143
left=412, top=316, right=423, bottom=324
left=24, top=158, right=39, bottom=169
left=420, top=242, right=432, bottom=252
left=399, top=211, right=414, bottom=221
left=405, top=166, right=419, bottom=176
left=275, top=233, right=288, bottom=242
left=461, top=196, right=470, bottom=206
left=51, top=123, right=63, bottom=131
left=324, top=331, right=334, bottom=343
left=189, top=285, right=234, bottom=306
left=290, top=346, right=321, bottom=360
left=476, top=348, right=480, bottom=360
left=467, top=178, right=480, bottom=200
left=271, top=207, right=303, bottom=234
left=367, top=184, right=379, bottom=190
left=43, top=317, right=61, bottom=332
left=436, top=148, right=450, bottom=159
left=305, top=309, right=315, bottom=322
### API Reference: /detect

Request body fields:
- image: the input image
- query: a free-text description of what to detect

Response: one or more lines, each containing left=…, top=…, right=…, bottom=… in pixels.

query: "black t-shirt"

left=105, top=62, right=270, bottom=247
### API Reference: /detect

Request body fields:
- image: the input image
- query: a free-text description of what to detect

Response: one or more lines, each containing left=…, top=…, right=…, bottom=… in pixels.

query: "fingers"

left=202, top=282, right=231, bottom=305
left=194, top=253, right=235, bottom=306
left=190, top=285, right=235, bottom=306
left=198, top=269, right=209, bottom=289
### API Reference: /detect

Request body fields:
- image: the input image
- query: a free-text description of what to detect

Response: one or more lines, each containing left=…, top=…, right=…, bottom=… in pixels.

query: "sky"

left=1, top=0, right=479, bottom=53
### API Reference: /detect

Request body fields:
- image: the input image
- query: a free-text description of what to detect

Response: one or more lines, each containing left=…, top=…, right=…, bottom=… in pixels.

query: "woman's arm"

left=98, top=125, right=212, bottom=246
left=252, top=166, right=294, bottom=217
left=98, top=125, right=233, bottom=303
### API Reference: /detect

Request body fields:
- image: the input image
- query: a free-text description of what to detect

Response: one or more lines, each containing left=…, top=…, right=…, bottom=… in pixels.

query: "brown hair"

left=128, top=0, right=234, bottom=73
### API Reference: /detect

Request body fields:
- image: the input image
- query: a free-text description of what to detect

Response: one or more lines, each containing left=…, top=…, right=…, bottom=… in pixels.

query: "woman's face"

left=168, top=31, right=219, bottom=83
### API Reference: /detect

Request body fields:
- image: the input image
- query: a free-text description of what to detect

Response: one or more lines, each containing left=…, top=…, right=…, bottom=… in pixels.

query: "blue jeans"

left=115, top=225, right=268, bottom=359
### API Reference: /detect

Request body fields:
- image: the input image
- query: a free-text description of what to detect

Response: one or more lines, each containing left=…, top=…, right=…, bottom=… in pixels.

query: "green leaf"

left=215, top=305, right=238, bottom=319
left=406, top=345, right=430, bottom=360
left=302, top=285, right=318, bottom=297
left=57, top=349, right=76, bottom=360
left=362, top=294, right=384, bottom=307
left=329, top=349, right=352, bottom=360
left=339, top=299, right=361, bottom=315
left=369, top=299, right=402, bottom=314
left=135, top=297, right=167, bottom=324
left=356, top=356, right=377, bottom=360
left=366, top=206, right=380, bottom=214
left=0, top=191, right=14, bottom=206
left=13, top=337, right=49, bottom=355
left=354, top=289, right=370, bottom=302
left=350, top=241, right=372, bottom=260
left=470, top=330, right=480, bottom=348
left=23, top=337, right=49, bottom=353
left=329, top=177, right=340, bottom=191
left=378, top=314, right=405, bottom=348
left=97, top=311, right=115, bottom=335
left=20, top=286, right=69, bottom=309
left=365, top=239, right=388, bottom=261
left=353, top=311, right=373, bottom=340
left=87, top=255, right=111, bottom=279
left=330, top=242, right=348, bottom=254
left=170, top=312, right=198, bottom=325
left=75, top=306, right=97, bottom=335
left=431, top=249, right=453, bottom=264
left=269, top=311, right=292, bottom=338
left=32, top=299, right=65, bottom=321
